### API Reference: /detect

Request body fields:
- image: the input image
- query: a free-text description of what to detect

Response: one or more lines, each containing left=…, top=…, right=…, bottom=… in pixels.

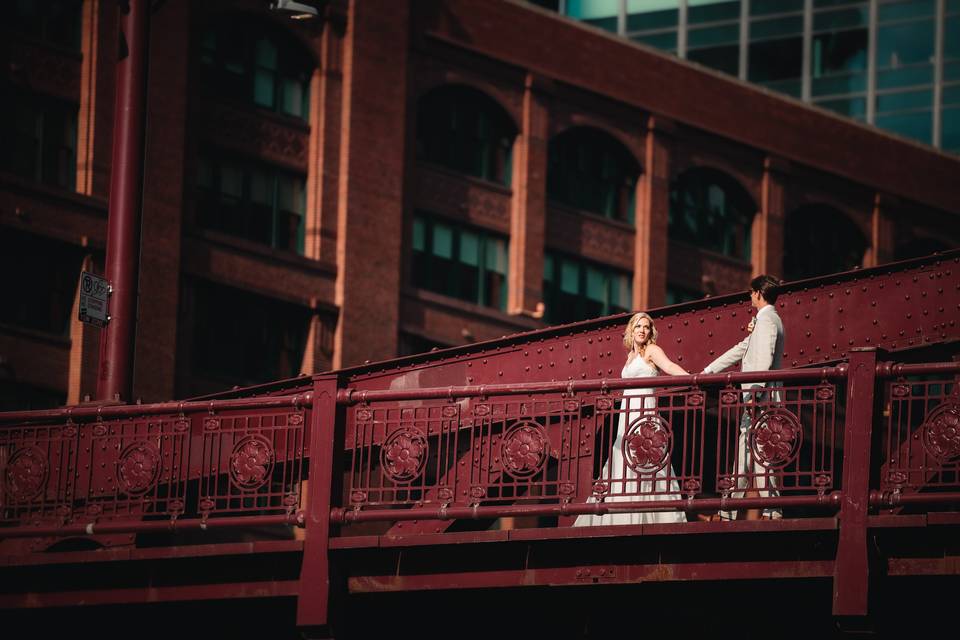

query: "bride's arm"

left=646, top=344, right=688, bottom=376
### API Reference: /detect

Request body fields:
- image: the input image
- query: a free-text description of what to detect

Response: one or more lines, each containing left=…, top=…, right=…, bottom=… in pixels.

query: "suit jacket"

left=703, top=306, right=785, bottom=391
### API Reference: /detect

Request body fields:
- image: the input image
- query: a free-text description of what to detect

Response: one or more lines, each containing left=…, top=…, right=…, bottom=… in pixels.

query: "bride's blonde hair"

left=623, top=312, right=658, bottom=352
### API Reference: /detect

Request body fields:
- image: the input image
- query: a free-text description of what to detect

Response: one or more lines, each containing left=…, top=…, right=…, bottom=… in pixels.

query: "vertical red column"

left=833, top=347, right=878, bottom=617
left=96, top=0, right=149, bottom=402
left=297, top=375, right=343, bottom=633
left=753, top=156, right=788, bottom=278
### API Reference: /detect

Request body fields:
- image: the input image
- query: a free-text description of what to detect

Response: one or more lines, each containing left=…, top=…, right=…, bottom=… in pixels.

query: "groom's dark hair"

left=751, top=274, right=782, bottom=304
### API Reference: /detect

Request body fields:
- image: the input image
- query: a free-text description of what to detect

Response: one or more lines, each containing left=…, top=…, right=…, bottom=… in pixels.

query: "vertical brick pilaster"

left=76, top=0, right=117, bottom=198
left=132, top=0, right=190, bottom=402
left=306, top=4, right=347, bottom=263
left=333, top=0, right=409, bottom=367
left=508, top=73, right=549, bottom=317
left=635, top=115, right=673, bottom=310
left=753, top=156, right=788, bottom=278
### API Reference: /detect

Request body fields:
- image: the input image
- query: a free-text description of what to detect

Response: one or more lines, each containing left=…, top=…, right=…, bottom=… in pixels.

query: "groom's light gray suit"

left=703, top=305, right=785, bottom=518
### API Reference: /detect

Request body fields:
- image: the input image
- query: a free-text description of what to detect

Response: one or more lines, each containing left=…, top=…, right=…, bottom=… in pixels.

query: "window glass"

left=811, top=29, right=868, bottom=84
left=813, top=7, right=869, bottom=30
left=815, top=96, right=867, bottom=118
left=196, top=152, right=306, bottom=252
left=875, top=110, right=933, bottom=144
left=626, top=0, right=678, bottom=30
left=630, top=31, right=678, bottom=50
left=750, top=0, right=804, bottom=16
left=544, top=251, right=632, bottom=323
left=876, top=21, right=934, bottom=68
left=410, top=213, right=509, bottom=311
left=666, top=285, right=703, bottom=305
left=668, top=168, right=755, bottom=261
left=688, top=0, right=740, bottom=24
left=942, top=107, right=960, bottom=152
left=751, top=16, right=803, bottom=39
left=876, top=89, right=932, bottom=112
left=688, top=24, right=740, bottom=48
left=1, top=229, right=85, bottom=336
left=784, top=206, right=867, bottom=280
left=190, top=280, right=311, bottom=388
left=877, top=0, right=935, bottom=21
left=566, top=0, right=619, bottom=31
left=749, top=37, right=803, bottom=96
left=8, top=0, right=82, bottom=50
left=547, top=127, right=639, bottom=223
left=0, top=92, right=77, bottom=190
left=877, top=65, right=934, bottom=89
left=199, top=21, right=313, bottom=121
left=945, top=16, right=960, bottom=60
left=687, top=45, right=740, bottom=75
left=416, top=85, right=516, bottom=185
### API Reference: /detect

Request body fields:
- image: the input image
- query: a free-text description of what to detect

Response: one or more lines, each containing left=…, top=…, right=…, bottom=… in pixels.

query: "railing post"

left=297, top=375, right=343, bottom=636
left=833, top=348, right=878, bottom=618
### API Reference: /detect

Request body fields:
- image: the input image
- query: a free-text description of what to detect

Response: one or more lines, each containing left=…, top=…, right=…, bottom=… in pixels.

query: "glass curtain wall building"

left=538, top=0, right=960, bottom=153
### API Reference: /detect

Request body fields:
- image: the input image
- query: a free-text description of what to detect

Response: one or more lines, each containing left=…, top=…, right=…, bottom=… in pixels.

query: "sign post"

left=79, top=271, right=111, bottom=328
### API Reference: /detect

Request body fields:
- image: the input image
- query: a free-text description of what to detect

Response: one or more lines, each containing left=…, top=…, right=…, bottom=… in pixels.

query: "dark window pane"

left=875, top=110, right=933, bottom=144
left=191, top=281, right=311, bottom=387
left=876, top=89, right=932, bottom=113
left=688, top=24, right=740, bottom=48
left=813, top=7, right=869, bottom=30
left=943, top=84, right=960, bottom=106
left=0, top=91, right=76, bottom=190
left=784, top=206, right=867, bottom=280
left=877, top=0, right=935, bottom=21
left=945, top=62, right=960, bottom=82
left=416, top=85, right=516, bottom=185
left=750, top=16, right=803, bottom=40
left=812, top=72, right=867, bottom=96
left=687, top=45, right=740, bottom=75
left=543, top=251, right=632, bottom=323
left=9, top=0, right=82, bottom=50
left=815, top=96, right=867, bottom=118
left=688, top=1, right=740, bottom=24
left=547, top=127, right=639, bottom=223
left=942, top=107, right=960, bottom=151
left=749, top=37, right=803, bottom=83
left=0, top=382, right=66, bottom=412
left=877, top=65, right=934, bottom=89
left=815, top=0, right=868, bottom=6
left=946, top=16, right=960, bottom=60
left=411, top=213, right=509, bottom=311
left=629, top=31, right=678, bottom=51
left=876, top=21, right=934, bottom=68
left=812, top=29, right=868, bottom=79
left=626, top=3, right=679, bottom=30
left=751, top=0, right=803, bottom=16
left=668, top=168, right=755, bottom=261
left=527, top=0, right=561, bottom=10
left=583, top=16, right=618, bottom=31
left=1, top=229, right=84, bottom=336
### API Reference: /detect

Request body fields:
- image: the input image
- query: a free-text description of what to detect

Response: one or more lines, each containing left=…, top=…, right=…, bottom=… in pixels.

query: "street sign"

left=79, top=271, right=110, bottom=327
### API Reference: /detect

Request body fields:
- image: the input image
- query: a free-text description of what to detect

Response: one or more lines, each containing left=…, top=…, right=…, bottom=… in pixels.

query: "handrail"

left=875, top=361, right=960, bottom=378
left=0, top=392, right=314, bottom=426
left=335, top=365, right=847, bottom=405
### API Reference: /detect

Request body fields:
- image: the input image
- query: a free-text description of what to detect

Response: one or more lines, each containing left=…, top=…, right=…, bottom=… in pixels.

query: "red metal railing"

left=0, top=394, right=311, bottom=538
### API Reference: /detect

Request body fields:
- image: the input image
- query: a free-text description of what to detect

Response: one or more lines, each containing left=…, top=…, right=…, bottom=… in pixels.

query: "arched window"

left=198, top=20, right=314, bottom=120
left=669, top=168, right=755, bottom=261
left=416, top=85, right=516, bottom=185
left=547, top=127, right=640, bottom=223
left=783, top=205, right=868, bottom=280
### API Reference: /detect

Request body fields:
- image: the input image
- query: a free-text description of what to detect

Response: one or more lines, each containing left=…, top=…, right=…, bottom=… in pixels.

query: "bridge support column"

left=833, top=348, right=878, bottom=619
left=297, top=375, right=344, bottom=636
left=635, top=115, right=673, bottom=310
left=508, top=72, right=550, bottom=318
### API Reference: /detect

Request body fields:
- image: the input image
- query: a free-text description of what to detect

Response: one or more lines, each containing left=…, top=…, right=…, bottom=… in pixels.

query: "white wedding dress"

left=574, top=356, right=686, bottom=526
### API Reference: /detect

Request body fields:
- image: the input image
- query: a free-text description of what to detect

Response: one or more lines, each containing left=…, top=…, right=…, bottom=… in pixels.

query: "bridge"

left=2, top=250, right=959, bottom=636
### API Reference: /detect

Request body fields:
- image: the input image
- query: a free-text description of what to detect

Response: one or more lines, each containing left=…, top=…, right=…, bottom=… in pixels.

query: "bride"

left=574, top=311, right=689, bottom=526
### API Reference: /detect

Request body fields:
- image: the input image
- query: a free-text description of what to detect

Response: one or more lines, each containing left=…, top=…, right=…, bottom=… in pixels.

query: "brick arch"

left=416, top=79, right=522, bottom=133
left=783, top=203, right=870, bottom=281
left=669, top=157, right=762, bottom=211
left=192, top=10, right=320, bottom=69
left=550, top=120, right=644, bottom=172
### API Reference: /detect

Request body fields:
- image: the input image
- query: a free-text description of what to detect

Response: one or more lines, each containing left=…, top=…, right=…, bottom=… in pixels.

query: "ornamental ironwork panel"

left=198, top=411, right=306, bottom=516
left=882, top=377, right=960, bottom=491
left=0, top=423, right=78, bottom=524
left=715, top=383, right=837, bottom=497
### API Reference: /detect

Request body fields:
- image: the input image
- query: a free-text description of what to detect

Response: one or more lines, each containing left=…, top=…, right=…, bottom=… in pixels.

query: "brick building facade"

left=1, top=0, right=958, bottom=410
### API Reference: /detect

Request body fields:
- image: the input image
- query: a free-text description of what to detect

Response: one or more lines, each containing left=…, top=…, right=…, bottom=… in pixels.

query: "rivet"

left=871, top=301, right=877, bottom=307
left=524, top=351, right=529, bottom=356
left=708, top=331, right=713, bottom=337
left=668, top=323, right=673, bottom=329
left=806, top=331, right=812, bottom=337
left=804, top=313, right=810, bottom=319
left=525, top=366, right=530, bottom=372
left=873, top=320, right=878, bottom=325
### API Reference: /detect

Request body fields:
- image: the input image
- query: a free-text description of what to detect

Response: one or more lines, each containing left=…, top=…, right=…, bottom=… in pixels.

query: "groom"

left=702, top=274, right=785, bottom=520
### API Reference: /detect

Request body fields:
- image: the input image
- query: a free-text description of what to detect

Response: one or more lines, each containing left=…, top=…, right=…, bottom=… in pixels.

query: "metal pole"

left=96, top=0, right=150, bottom=402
